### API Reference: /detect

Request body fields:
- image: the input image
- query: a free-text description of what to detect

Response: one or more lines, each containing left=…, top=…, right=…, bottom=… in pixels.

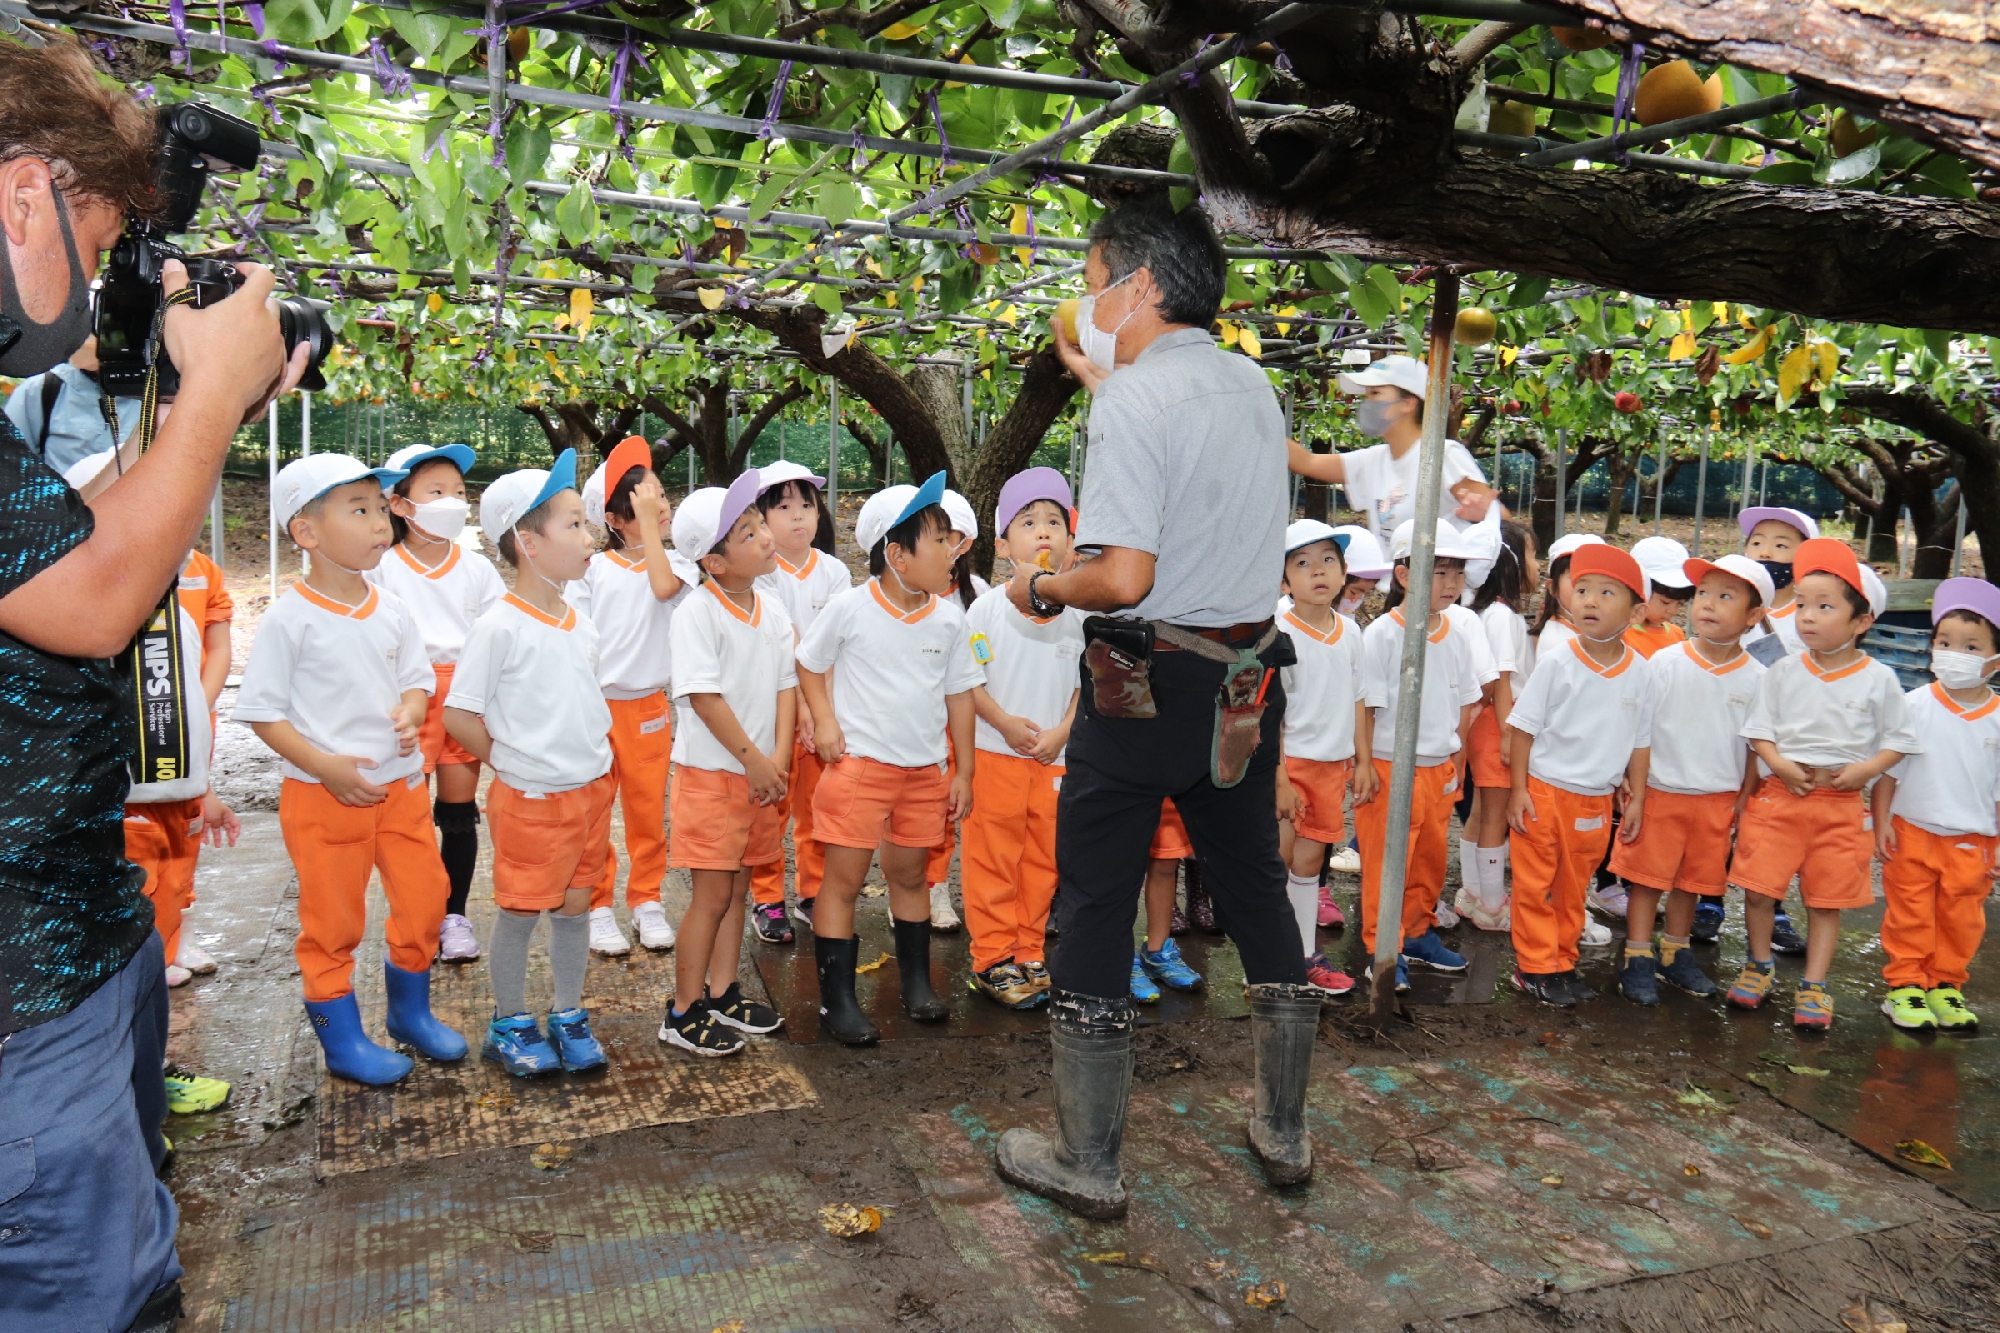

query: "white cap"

left=1284, top=519, right=1345, bottom=556
left=1389, top=518, right=1476, bottom=563
left=1336, top=353, right=1429, bottom=400
left=758, top=459, right=826, bottom=493
left=1684, top=553, right=1776, bottom=610
left=672, top=470, right=764, bottom=559
left=1458, top=519, right=1504, bottom=590
left=1546, top=533, right=1606, bottom=561
left=1630, top=535, right=1694, bottom=590
left=1860, top=564, right=1888, bottom=618
left=941, top=489, right=978, bottom=539
left=856, top=484, right=919, bottom=554
left=1738, top=506, right=1820, bottom=542
left=480, top=449, right=578, bottom=541
left=1331, top=525, right=1390, bottom=577
left=275, top=453, right=408, bottom=532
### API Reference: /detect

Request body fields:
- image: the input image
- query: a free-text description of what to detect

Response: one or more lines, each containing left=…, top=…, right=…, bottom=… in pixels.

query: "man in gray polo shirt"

left=995, top=199, right=1319, bottom=1220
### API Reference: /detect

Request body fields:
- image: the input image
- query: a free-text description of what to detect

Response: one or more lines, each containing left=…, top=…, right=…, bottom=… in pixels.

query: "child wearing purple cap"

left=1872, top=578, right=2000, bottom=1033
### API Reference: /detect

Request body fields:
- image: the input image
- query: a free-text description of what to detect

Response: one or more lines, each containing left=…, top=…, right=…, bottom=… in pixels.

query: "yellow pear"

left=1634, top=61, right=1724, bottom=127
left=1054, top=298, right=1080, bottom=343
left=1454, top=307, right=1498, bottom=345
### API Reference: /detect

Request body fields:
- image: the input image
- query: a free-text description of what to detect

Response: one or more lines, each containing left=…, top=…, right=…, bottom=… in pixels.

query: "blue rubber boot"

left=1140, top=938, right=1205, bottom=992
left=483, top=1012, right=562, bottom=1076
left=383, top=961, right=469, bottom=1062
left=304, top=994, right=413, bottom=1085
left=548, top=1007, right=609, bottom=1072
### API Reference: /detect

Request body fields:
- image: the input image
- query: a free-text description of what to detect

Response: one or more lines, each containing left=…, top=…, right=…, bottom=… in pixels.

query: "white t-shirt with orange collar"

left=1510, top=637, right=1655, bottom=797
left=447, top=594, right=613, bottom=794
left=1641, top=640, right=1766, bottom=795
left=566, top=548, right=699, bottom=699
left=1360, top=607, right=1483, bottom=764
left=365, top=541, right=505, bottom=666
left=795, top=580, right=986, bottom=769
left=235, top=581, right=435, bottom=787
left=965, top=586, right=1084, bottom=763
left=1740, top=651, right=1919, bottom=771
left=1279, top=608, right=1362, bottom=763
left=670, top=582, right=799, bottom=774
left=1889, top=684, right=2000, bottom=837
left=754, top=548, right=853, bottom=638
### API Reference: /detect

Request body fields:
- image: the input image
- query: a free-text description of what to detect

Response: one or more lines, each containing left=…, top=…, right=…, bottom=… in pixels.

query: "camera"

left=94, top=101, right=332, bottom=398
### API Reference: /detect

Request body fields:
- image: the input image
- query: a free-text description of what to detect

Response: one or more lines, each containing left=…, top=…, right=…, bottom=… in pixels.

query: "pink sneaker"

left=1305, top=953, right=1354, bottom=996
left=1315, top=884, right=1346, bottom=929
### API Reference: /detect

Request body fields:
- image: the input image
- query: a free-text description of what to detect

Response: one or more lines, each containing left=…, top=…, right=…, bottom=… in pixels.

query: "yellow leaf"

left=1723, top=325, right=1775, bottom=365
left=816, top=1203, right=883, bottom=1237
left=1712, top=301, right=1729, bottom=322
left=854, top=951, right=891, bottom=974
left=1011, top=203, right=1032, bottom=265
left=698, top=287, right=726, bottom=311
left=1896, top=1139, right=1952, bottom=1170
left=426, top=291, right=443, bottom=314
left=1217, top=320, right=1239, bottom=347
left=884, top=291, right=898, bottom=308
left=997, top=304, right=1018, bottom=326
left=1499, top=344, right=1518, bottom=367
left=879, top=19, right=924, bottom=39
left=945, top=53, right=975, bottom=88
left=1738, top=307, right=1756, bottom=329
left=1239, top=327, right=1263, bottom=359
left=912, top=274, right=924, bottom=292
left=865, top=257, right=884, bottom=277
left=1812, top=339, right=1840, bottom=386
left=504, top=349, right=517, bottom=366
left=986, top=299, right=1001, bottom=311
left=544, top=350, right=559, bottom=370
left=1669, top=331, right=1697, bottom=360
left=1777, top=343, right=1812, bottom=406
left=1276, top=304, right=1297, bottom=337
left=569, top=287, right=594, bottom=332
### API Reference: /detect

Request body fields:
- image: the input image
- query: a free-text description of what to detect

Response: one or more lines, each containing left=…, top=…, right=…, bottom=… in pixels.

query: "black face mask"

left=1757, top=559, right=1795, bottom=591
left=0, top=191, right=92, bottom=378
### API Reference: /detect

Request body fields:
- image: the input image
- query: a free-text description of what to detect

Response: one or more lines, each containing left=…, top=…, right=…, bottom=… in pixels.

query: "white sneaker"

left=176, top=942, right=219, bottom=975
left=1328, top=845, right=1362, bottom=874
left=1434, top=900, right=1461, bottom=929
left=1579, top=918, right=1614, bottom=948
left=438, top=912, right=481, bottom=962
left=588, top=906, right=632, bottom=956
left=928, top=883, right=961, bottom=933
left=165, top=963, right=193, bottom=988
left=1586, top=883, right=1630, bottom=918
left=1457, top=888, right=1511, bottom=932
left=633, top=901, right=676, bottom=951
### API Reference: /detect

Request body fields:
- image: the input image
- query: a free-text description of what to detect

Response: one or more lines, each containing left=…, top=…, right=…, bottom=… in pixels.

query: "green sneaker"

left=1926, top=986, right=1979, bottom=1032
left=1881, top=986, right=1937, bottom=1031
left=164, top=1067, right=232, bottom=1115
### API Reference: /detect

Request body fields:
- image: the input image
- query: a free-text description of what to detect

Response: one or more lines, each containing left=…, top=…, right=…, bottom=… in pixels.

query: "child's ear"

left=993, top=534, right=1012, bottom=562
left=1395, top=565, right=1410, bottom=590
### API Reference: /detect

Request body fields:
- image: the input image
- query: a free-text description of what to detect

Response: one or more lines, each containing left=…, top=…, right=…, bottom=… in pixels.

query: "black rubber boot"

left=893, top=915, right=949, bottom=1022
left=1246, top=983, right=1319, bottom=1187
left=1184, top=859, right=1221, bottom=934
left=814, top=935, right=880, bottom=1045
left=995, top=991, right=1134, bottom=1219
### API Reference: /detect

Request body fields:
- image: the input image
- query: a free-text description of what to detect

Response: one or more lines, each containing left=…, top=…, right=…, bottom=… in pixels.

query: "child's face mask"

left=1931, top=650, right=1999, bottom=690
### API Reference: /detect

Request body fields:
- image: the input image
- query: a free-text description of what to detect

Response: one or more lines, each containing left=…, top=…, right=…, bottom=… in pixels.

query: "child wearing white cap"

left=794, top=472, right=984, bottom=1044
left=444, top=451, right=616, bottom=1077
left=237, top=454, right=464, bottom=1087
left=748, top=461, right=852, bottom=942
left=1532, top=533, right=1605, bottom=660
left=1455, top=518, right=1538, bottom=934
left=568, top=435, right=691, bottom=957
left=368, top=442, right=505, bottom=964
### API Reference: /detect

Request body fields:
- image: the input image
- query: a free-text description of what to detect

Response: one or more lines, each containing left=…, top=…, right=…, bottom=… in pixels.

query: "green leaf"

left=1751, top=162, right=1816, bottom=186
left=506, top=120, right=553, bottom=183
left=690, top=162, right=739, bottom=211
left=1349, top=265, right=1394, bottom=328
left=387, top=6, right=453, bottom=59
left=1507, top=274, right=1551, bottom=309
left=262, top=0, right=356, bottom=45
left=1820, top=142, right=1880, bottom=187
left=816, top=179, right=858, bottom=227
left=743, top=170, right=792, bottom=222
left=811, top=283, right=845, bottom=317
left=555, top=179, right=600, bottom=247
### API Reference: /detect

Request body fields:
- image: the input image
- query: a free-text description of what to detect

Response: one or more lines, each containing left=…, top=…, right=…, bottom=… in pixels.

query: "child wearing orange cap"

left=1870, top=577, right=2000, bottom=1033
left=1727, top=538, right=1918, bottom=1030
left=1505, top=543, right=1655, bottom=1008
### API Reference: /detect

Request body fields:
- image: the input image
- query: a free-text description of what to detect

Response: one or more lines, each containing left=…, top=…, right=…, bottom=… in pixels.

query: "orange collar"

left=1566, top=635, right=1634, bottom=678
left=504, top=592, right=576, bottom=631
left=1681, top=640, right=1750, bottom=676
left=777, top=550, right=819, bottom=580
left=1930, top=681, right=2000, bottom=721
left=1284, top=610, right=1345, bottom=646
left=867, top=578, right=936, bottom=624
left=1801, top=650, right=1870, bottom=683
left=707, top=580, right=762, bottom=626
left=293, top=580, right=378, bottom=619
left=603, top=548, right=646, bottom=572
left=394, top=542, right=460, bottom=580
left=1388, top=607, right=1450, bottom=644
left=1770, top=601, right=1796, bottom=621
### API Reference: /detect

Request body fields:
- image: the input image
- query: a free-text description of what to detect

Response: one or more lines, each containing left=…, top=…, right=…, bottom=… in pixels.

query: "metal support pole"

left=1371, top=271, right=1457, bottom=1026
left=267, top=406, right=279, bottom=599
left=210, top=481, right=224, bottom=570
left=1693, top=433, right=1709, bottom=558
left=1900, top=505, right=1912, bottom=578
left=300, top=391, right=312, bottom=457
left=1653, top=431, right=1666, bottom=534
left=1553, top=430, right=1566, bottom=541
left=1738, top=440, right=1756, bottom=521
left=827, top=381, right=840, bottom=523
left=1284, top=390, right=1297, bottom=517
left=1953, top=488, right=1968, bottom=577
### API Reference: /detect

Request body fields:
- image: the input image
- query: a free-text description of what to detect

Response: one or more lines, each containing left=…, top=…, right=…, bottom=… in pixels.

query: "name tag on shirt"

left=179, top=574, right=208, bottom=590
left=1727, top=693, right=1750, bottom=708
left=640, top=715, right=667, bottom=735
left=1619, top=697, right=1638, bottom=711
left=969, top=632, right=994, bottom=666
left=920, top=641, right=945, bottom=659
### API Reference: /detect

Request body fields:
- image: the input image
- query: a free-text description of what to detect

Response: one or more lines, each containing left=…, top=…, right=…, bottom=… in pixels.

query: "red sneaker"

left=1305, top=953, right=1354, bottom=996
left=1315, top=885, right=1346, bottom=929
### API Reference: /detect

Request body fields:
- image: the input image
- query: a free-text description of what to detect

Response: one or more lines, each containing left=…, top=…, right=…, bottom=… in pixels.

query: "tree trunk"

left=907, top=363, right=973, bottom=485
left=731, top=380, right=811, bottom=474
left=841, top=411, right=891, bottom=488
left=1842, top=386, right=2000, bottom=583
left=1602, top=443, right=1642, bottom=538
left=517, top=400, right=639, bottom=459
left=965, top=344, right=1082, bottom=580
left=1915, top=488, right=1962, bottom=580
left=1300, top=436, right=1331, bottom=523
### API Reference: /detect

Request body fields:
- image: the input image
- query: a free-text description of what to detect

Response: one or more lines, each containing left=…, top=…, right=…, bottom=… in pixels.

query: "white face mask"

left=409, top=496, right=469, bottom=543
left=1930, top=649, right=1998, bottom=690
left=1077, top=271, right=1140, bottom=373
left=1338, top=590, right=1366, bottom=615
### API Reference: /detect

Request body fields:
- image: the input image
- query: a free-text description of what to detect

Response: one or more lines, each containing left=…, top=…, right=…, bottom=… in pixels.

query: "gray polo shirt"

left=1075, top=327, right=1287, bottom=627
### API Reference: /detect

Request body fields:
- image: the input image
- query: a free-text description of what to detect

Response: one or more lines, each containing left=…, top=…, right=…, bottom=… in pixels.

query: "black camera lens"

left=276, top=296, right=334, bottom=392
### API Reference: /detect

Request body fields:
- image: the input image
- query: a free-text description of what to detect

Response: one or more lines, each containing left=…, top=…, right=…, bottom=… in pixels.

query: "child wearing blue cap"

left=444, top=451, right=617, bottom=1077
left=370, top=442, right=505, bottom=965
left=237, top=454, right=466, bottom=1086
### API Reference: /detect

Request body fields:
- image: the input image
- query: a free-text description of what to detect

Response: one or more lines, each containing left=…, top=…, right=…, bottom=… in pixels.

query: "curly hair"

left=0, top=37, right=159, bottom=218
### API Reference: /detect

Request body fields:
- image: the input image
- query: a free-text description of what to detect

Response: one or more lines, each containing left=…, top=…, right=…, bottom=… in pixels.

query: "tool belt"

left=1082, top=616, right=1293, bottom=789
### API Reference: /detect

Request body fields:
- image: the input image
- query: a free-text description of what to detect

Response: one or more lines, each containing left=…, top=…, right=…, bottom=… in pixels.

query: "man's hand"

left=745, top=749, right=788, bottom=806
left=315, top=754, right=388, bottom=807
left=1029, top=720, right=1069, bottom=765
left=1052, top=313, right=1110, bottom=395
left=1507, top=788, right=1537, bottom=835
left=160, top=259, right=310, bottom=423
left=200, top=792, right=241, bottom=848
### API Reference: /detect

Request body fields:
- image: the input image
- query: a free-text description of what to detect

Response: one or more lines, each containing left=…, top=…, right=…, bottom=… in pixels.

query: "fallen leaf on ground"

left=1840, top=1299, right=1908, bottom=1333
left=1082, top=1251, right=1127, bottom=1264
left=1244, top=1281, right=1287, bottom=1309
left=1744, top=1071, right=1777, bottom=1090
left=475, top=1091, right=516, bottom=1111
left=1735, top=1216, right=1773, bottom=1239
left=1540, top=1174, right=1564, bottom=1187
left=854, top=952, right=893, bottom=974
left=1085, top=1251, right=1165, bottom=1272
left=1684, top=1164, right=1702, bottom=1176
left=817, top=1203, right=883, bottom=1237
left=512, top=1230, right=556, bottom=1252
left=711, top=1321, right=748, bottom=1333
left=1895, top=1139, right=1952, bottom=1170
left=530, top=1142, right=572, bottom=1170
left=1786, top=1063, right=1830, bottom=1077
left=1677, top=1085, right=1732, bottom=1113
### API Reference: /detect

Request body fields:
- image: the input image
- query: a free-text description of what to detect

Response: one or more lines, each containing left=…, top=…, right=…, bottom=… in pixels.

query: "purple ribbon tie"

left=1611, top=42, right=1646, bottom=165
left=609, top=29, right=637, bottom=160
left=928, top=90, right=952, bottom=167
left=242, top=4, right=282, bottom=61
left=166, top=0, right=190, bottom=68
left=758, top=59, right=794, bottom=140
left=368, top=38, right=414, bottom=96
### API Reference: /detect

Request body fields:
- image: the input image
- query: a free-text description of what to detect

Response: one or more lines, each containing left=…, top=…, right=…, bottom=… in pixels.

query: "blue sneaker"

left=1140, top=939, right=1205, bottom=992
left=1401, top=929, right=1468, bottom=974
left=1691, top=898, right=1725, bottom=944
left=1364, top=957, right=1411, bottom=993
left=1129, top=951, right=1162, bottom=1004
left=1659, top=947, right=1719, bottom=997
left=1771, top=909, right=1807, bottom=956
left=547, top=1007, right=608, bottom=1072
left=483, top=1012, right=561, bottom=1077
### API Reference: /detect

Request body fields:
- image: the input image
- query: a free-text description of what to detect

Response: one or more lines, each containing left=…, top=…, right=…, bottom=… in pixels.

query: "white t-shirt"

left=1478, top=602, right=1530, bottom=693
left=754, top=548, right=852, bottom=637
left=447, top=595, right=613, bottom=794
left=1642, top=641, right=1766, bottom=795
left=1279, top=609, right=1362, bottom=763
left=1888, top=684, right=2000, bottom=837
left=1510, top=637, right=1655, bottom=797
left=1360, top=607, right=1483, bottom=764
left=1443, top=603, right=1500, bottom=688
left=795, top=580, right=986, bottom=769
left=365, top=542, right=505, bottom=666
left=1339, top=437, right=1484, bottom=546
left=566, top=548, right=698, bottom=699
left=235, top=582, right=434, bottom=787
left=1739, top=652, right=1920, bottom=770
left=669, top=582, right=799, bottom=774
left=1743, top=599, right=1807, bottom=655
left=127, top=604, right=212, bottom=804
left=965, top=587, right=1084, bottom=763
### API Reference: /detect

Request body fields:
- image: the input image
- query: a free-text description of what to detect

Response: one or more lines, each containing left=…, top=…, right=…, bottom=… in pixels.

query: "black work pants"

left=1050, top=644, right=1306, bottom=999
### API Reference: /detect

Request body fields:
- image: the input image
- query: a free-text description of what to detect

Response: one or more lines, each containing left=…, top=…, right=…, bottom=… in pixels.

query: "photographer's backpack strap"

left=36, top=370, right=61, bottom=459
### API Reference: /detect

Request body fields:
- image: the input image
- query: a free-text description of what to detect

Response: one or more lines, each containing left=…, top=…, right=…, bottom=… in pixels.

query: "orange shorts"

left=670, top=765, right=786, bottom=870
left=1150, top=798, right=1193, bottom=860
left=1728, top=777, right=1874, bottom=910
left=813, top=754, right=950, bottom=850
left=417, top=663, right=478, bottom=773
left=1466, top=706, right=1508, bottom=790
left=1283, top=756, right=1352, bottom=846
left=486, top=772, right=617, bottom=911
left=1880, top=817, right=1995, bottom=989
left=1608, top=788, right=1738, bottom=895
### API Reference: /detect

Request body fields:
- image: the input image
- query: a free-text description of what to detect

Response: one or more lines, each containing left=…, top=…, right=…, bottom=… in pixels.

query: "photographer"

left=0, top=39, right=306, bottom=1333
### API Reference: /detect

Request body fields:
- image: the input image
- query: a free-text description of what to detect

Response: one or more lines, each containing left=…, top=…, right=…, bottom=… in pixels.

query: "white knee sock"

left=1286, top=872, right=1319, bottom=960
left=1458, top=837, right=1479, bottom=899
left=1481, top=847, right=1509, bottom=911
